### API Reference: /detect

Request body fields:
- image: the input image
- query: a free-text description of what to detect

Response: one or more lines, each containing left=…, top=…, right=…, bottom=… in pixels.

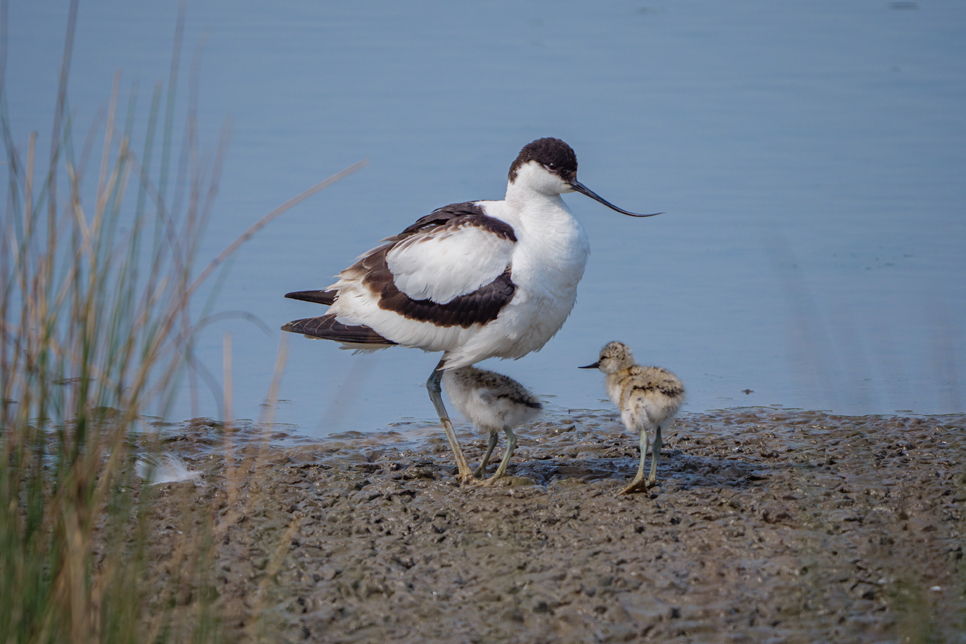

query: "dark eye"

left=547, top=162, right=556, bottom=168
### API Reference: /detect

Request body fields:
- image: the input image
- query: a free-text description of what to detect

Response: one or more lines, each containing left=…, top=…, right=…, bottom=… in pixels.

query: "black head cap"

left=508, top=137, right=578, bottom=183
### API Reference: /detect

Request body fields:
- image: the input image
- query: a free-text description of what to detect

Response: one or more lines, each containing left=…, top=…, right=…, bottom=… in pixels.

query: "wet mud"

left=145, top=409, right=966, bottom=643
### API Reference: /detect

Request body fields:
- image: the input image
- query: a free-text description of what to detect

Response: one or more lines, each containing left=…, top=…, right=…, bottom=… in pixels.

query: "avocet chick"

left=442, top=366, right=542, bottom=484
left=580, top=341, right=684, bottom=494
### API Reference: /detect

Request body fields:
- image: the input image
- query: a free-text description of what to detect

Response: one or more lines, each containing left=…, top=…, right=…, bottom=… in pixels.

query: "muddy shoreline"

left=145, top=409, right=966, bottom=642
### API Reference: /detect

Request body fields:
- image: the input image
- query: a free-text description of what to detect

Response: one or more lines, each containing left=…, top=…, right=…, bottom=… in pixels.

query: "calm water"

left=5, top=1, right=965, bottom=435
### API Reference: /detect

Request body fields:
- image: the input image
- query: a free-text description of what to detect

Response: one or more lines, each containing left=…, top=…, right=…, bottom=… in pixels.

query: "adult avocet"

left=283, top=138, right=659, bottom=483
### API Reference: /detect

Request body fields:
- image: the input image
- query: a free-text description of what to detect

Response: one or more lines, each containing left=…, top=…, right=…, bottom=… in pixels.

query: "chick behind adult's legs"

left=442, top=366, right=541, bottom=485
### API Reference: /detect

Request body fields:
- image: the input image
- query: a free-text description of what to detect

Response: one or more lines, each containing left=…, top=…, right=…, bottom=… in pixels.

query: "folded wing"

left=282, top=202, right=519, bottom=346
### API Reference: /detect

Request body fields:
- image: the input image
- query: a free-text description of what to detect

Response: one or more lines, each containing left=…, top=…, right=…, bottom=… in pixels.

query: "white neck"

left=493, top=165, right=590, bottom=299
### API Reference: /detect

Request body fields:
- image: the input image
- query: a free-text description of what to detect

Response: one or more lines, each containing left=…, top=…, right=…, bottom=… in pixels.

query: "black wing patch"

left=281, top=315, right=396, bottom=345
left=379, top=269, right=515, bottom=328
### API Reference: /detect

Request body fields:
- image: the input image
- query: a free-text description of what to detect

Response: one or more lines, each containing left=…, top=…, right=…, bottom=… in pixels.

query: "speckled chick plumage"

left=583, top=341, right=684, bottom=494
left=594, top=342, right=684, bottom=433
left=443, top=366, right=542, bottom=483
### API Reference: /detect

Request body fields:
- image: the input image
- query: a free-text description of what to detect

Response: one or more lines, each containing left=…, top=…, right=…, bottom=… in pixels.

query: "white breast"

left=442, top=195, right=590, bottom=368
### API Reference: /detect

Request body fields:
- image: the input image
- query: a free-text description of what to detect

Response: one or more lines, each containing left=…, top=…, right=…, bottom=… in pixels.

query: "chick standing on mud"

left=442, top=366, right=542, bottom=485
left=580, top=341, right=685, bottom=494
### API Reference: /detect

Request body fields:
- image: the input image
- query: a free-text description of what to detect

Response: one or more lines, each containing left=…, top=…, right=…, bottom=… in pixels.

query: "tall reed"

left=0, top=2, right=365, bottom=641
left=0, top=0, right=227, bottom=640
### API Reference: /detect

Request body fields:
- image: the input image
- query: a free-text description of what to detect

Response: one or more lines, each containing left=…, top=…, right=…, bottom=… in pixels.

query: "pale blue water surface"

left=4, top=1, right=965, bottom=435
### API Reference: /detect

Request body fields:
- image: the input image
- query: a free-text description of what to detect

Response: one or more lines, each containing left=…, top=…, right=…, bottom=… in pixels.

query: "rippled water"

left=5, top=1, right=964, bottom=435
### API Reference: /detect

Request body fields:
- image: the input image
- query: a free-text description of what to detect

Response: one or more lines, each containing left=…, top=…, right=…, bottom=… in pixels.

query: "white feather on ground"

left=136, top=453, right=202, bottom=485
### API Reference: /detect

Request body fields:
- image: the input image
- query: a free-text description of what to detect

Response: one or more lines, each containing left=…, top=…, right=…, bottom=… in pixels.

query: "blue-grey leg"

left=620, top=425, right=650, bottom=495
left=475, top=431, right=499, bottom=478
left=647, top=424, right=663, bottom=487
left=483, top=427, right=518, bottom=485
left=427, top=358, right=475, bottom=483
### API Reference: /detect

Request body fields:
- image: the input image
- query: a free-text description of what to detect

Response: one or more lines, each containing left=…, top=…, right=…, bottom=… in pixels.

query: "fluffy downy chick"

left=581, top=341, right=684, bottom=494
left=442, top=366, right=542, bottom=484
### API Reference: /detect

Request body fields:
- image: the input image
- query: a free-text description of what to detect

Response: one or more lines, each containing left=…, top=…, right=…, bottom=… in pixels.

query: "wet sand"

left=145, top=409, right=966, bottom=643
